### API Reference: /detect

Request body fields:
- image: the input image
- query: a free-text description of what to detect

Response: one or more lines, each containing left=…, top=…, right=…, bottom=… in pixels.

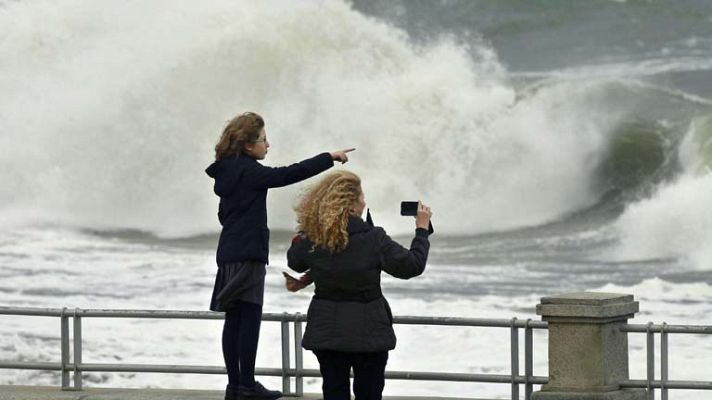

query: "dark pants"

left=222, top=300, right=262, bottom=389
left=313, top=350, right=389, bottom=400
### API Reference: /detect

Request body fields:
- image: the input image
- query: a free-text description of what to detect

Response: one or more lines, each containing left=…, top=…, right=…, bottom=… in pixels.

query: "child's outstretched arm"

left=247, top=149, right=355, bottom=189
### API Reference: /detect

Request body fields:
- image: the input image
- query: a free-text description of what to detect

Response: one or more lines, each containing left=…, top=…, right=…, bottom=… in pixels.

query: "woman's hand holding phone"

left=415, top=201, right=433, bottom=230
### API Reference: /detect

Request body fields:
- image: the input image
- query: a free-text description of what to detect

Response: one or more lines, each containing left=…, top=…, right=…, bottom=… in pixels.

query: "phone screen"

left=400, top=201, right=418, bottom=216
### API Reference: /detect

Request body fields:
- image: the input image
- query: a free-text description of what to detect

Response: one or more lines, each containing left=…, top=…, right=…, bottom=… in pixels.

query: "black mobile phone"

left=400, top=201, right=419, bottom=216
left=400, top=201, right=434, bottom=234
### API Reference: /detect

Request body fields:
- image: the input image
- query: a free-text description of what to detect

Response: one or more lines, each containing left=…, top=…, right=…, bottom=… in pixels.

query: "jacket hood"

left=205, top=156, right=247, bottom=197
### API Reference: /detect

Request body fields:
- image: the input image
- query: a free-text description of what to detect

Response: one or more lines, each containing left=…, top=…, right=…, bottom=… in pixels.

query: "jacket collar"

left=347, top=209, right=374, bottom=235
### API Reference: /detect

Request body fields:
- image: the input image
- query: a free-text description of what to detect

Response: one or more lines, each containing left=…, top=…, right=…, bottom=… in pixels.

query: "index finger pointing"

left=343, top=148, right=356, bottom=153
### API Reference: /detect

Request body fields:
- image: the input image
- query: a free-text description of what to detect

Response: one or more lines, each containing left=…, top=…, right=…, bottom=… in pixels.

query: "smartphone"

left=400, top=201, right=419, bottom=216
left=400, top=201, right=434, bottom=234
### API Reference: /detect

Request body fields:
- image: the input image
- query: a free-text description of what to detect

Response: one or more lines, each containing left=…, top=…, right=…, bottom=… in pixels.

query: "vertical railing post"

left=511, top=317, right=519, bottom=400
left=60, top=308, right=70, bottom=390
left=532, top=292, right=647, bottom=400
left=281, top=313, right=291, bottom=395
left=646, top=322, right=655, bottom=400
left=660, top=322, right=668, bottom=400
left=294, top=313, right=304, bottom=397
left=73, top=308, right=83, bottom=390
left=525, top=319, right=533, bottom=400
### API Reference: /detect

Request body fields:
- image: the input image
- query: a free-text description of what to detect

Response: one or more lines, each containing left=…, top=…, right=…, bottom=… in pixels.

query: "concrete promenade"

left=0, top=386, right=492, bottom=400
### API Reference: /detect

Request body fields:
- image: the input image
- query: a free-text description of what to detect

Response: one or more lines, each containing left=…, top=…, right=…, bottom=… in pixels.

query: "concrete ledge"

left=0, top=386, right=495, bottom=400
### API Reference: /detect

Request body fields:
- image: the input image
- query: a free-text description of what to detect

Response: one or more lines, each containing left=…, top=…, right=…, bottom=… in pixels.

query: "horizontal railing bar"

left=0, top=307, right=67, bottom=317
left=0, top=306, right=548, bottom=328
left=393, top=316, right=548, bottom=329
left=0, top=307, right=228, bottom=319
left=275, top=369, right=548, bottom=383
left=622, top=324, right=712, bottom=334
left=0, top=360, right=549, bottom=384
left=78, top=364, right=280, bottom=375
left=622, top=380, right=712, bottom=390
left=76, top=310, right=224, bottom=319
left=0, top=362, right=63, bottom=370
left=385, top=371, right=548, bottom=384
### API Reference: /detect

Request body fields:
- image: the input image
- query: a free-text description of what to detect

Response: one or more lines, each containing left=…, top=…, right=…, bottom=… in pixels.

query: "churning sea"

left=1, top=1, right=712, bottom=398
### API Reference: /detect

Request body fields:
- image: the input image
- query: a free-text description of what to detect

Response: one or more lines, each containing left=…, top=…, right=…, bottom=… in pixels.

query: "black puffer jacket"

left=287, top=216, right=430, bottom=352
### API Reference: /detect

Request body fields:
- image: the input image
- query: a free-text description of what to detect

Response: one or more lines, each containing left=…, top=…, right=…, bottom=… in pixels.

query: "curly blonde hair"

left=296, top=170, right=362, bottom=254
left=214, top=112, right=264, bottom=160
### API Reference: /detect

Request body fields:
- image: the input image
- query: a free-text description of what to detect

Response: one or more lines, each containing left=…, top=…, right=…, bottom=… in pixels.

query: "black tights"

left=314, top=350, right=388, bottom=400
left=222, top=301, right=262, bottom=389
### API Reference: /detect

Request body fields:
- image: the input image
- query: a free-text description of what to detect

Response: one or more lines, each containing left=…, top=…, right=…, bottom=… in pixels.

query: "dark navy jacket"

left=206, top=152, right=333, bottom=265
left=287, top=216, right=430, bottom=352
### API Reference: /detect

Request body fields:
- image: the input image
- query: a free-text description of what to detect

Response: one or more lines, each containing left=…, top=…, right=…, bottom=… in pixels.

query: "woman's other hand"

left=330, top=148, right=355, bottom=164
left=415, top=201, right=433, bottom=230
left=283, top=271, right=313, bottom=292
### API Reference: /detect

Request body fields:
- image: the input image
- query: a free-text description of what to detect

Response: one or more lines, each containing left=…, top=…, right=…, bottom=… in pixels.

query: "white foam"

left=0, top=0, right=641, bottom=237
left=615, top=173, right=712, bottom=269
left=597, top=278, right=712, bottom=307
left=615, top=116, right=712, bottom=269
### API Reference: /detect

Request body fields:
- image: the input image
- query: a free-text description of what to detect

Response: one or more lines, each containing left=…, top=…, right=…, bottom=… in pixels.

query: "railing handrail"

left=4, top=306, right=712, bottom=399
left=0, top=305, right=546, bottom=399
left=621, top=380, right=712, bottom=390
left=0, top=306, right=549, bottom=328
left=622, top=323, right=712, bottom=334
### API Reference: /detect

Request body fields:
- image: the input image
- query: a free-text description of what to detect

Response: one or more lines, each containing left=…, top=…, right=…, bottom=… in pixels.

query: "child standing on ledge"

left=206, top=111, right=353, bottom=400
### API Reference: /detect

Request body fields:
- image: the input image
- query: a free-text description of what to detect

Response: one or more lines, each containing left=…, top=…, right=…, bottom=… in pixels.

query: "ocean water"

left=1, top=1, right=712, bottom=398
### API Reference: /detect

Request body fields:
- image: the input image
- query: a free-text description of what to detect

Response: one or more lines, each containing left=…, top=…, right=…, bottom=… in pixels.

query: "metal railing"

left=0, top=306, right=548, bottom=399
left=620, top=322, right=712, bottom=400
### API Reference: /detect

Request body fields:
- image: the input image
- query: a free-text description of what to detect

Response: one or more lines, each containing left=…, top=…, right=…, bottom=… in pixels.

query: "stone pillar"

left=531, top=292, right=647, bottom=400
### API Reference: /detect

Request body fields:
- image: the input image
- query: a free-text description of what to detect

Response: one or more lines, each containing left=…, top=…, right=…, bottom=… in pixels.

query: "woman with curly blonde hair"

left=286, top=170, right=433, bottom=400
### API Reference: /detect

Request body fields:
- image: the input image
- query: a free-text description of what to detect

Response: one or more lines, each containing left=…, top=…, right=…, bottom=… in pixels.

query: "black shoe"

left=225, top=384, right=240, bottom=400
left=236, top=381, right=282, bottom=400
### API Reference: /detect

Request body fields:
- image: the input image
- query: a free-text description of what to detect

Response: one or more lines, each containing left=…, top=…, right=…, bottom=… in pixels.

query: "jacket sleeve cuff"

left=415, top=228, right=429, bottom=238
left=319, top=152, right=335, bottom=168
